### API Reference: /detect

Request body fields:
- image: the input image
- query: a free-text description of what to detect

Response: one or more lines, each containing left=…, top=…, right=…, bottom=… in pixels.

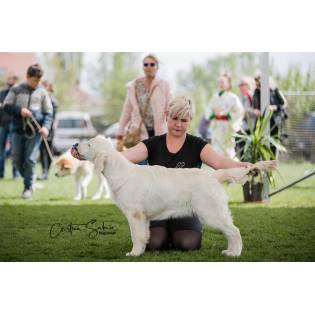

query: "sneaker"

left=38, top=173, right=48, bottom=181
left=22, top=189, right=33, bottom=199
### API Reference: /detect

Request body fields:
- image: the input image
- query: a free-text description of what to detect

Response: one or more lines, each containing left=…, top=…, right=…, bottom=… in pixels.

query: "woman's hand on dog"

left=116, top=138, right=124, bottom=152
left=241, top=162, right=254, bottom=168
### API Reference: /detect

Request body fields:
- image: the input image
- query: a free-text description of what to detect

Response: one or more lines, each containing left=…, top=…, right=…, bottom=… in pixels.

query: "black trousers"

left=149, top=216, right=203, bottom=250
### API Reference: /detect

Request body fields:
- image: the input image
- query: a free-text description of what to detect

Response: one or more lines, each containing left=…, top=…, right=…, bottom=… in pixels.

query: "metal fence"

left=280, top=92, right=315, bottom=163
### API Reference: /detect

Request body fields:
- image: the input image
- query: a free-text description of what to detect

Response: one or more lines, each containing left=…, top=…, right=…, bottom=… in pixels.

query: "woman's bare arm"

left=121, top=142, right=148, bottom=164
left=200, top=144, right=252, bottom=170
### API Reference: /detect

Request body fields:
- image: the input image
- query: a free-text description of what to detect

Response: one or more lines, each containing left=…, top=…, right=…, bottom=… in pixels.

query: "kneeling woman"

left=120, top=95, right=251, bottom=251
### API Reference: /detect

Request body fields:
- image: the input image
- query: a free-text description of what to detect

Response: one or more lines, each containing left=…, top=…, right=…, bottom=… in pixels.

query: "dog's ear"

left=94, top=151, right=107, bottom=174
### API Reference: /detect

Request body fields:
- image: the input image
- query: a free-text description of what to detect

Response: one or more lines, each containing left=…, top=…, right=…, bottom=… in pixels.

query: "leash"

left=269, top=170, right=315, bottom=197
left=26, top=115, right=55, bottom=164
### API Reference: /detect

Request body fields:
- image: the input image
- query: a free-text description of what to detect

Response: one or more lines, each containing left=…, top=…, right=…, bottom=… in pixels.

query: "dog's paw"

left=126, top=252, right=139, bottom=257
left=253, top=160, right=278, bottom=172
left=73, top=196, right=82, bottom=201
left=222, top=249, right=241, bottom=257
left=126, top=250, right=144, bottom=257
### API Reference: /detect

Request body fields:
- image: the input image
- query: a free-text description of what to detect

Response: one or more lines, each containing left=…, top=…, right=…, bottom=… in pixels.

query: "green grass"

left=0, top=161, right=315, bottom=261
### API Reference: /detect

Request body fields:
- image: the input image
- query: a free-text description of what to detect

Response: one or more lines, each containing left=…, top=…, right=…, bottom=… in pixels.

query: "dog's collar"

left=71, top=144, right=87, bottom=161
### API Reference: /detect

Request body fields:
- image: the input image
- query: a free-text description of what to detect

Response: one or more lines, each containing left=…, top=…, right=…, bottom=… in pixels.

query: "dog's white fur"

left=55, top=149, right=110, bottom=201
left=77, top=135, right=277, bottom=257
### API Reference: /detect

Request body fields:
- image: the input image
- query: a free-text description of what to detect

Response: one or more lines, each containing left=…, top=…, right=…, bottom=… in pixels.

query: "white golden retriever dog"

left=74, top=135, right=277, bottom=257
left=55, top=149, right=110, bottom=201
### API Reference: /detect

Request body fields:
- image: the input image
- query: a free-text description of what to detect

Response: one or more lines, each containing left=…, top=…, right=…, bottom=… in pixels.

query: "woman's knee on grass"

left=146, top=227, right=169, bottom=250
left=172, top=230, right=202, bottom=251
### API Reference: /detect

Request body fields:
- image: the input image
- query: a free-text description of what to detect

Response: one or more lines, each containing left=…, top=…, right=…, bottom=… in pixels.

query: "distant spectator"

left=238, top=76, right=259, bottom=131
left=253, top=75, right=288, bottom=157
left=252, top=75, right=261, bottom=113
left=269, top=77, right=288, bottom=156
left=205, top=73, right=244, bottom=159
left=0, top=74, right=19, bottom=179
left=197, top=114, right=211, bottom=142
left=38, top=80, right=58, bottom=180
left=4, top=64, right=53, bottom=199
left=116, top=54, right=172, bottom=152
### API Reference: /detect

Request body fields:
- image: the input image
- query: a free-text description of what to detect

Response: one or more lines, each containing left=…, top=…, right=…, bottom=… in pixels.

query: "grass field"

left=0, top=161, right=315, bottom=262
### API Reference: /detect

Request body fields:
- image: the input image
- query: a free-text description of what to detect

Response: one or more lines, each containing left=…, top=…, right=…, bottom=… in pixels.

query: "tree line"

left=33, top=52, right=315, bottom=129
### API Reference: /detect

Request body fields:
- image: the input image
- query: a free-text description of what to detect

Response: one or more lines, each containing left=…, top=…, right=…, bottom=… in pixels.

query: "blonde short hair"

left=168, top=95, right=194, bottom=119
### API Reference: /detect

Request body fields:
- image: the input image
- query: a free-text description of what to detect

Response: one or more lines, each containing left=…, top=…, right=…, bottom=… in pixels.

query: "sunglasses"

left=143, top=63, right=156, bottom=67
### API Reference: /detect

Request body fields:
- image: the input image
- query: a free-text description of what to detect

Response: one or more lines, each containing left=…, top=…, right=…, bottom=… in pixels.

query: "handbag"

left=124, top=82, right=157, bottom=148
left=124, top=127, right=142, bottom=148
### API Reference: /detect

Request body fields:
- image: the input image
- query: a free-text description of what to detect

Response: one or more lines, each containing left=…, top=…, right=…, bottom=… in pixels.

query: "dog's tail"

left=213, top=161, right=278, bottom=185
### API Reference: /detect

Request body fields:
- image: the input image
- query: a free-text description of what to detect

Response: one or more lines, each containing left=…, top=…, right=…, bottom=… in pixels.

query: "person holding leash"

left=3, top=64, right=53, bottom=199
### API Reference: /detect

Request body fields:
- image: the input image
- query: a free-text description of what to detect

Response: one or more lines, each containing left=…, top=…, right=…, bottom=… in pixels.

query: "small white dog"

left=55, top=149, right=110, bottom=201
left=74, top=135, right=277, bottom=257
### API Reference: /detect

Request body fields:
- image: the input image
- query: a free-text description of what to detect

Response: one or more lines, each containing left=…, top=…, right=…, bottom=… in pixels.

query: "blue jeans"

left=11, top=132, right=42, bottom=190
left=0, top=124, right=19, bottom=178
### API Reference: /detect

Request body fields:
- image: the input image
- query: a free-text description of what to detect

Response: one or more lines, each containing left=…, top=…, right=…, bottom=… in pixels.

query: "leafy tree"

left=91, top=53, right=140, bottom=125
left=40, top=53, right=83, bottom=108
left=273, top=63, right=315, bottom=126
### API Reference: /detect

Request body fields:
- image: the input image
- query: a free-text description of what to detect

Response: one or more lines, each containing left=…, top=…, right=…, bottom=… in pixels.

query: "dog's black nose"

left=72, top=143, right=79, bottom=150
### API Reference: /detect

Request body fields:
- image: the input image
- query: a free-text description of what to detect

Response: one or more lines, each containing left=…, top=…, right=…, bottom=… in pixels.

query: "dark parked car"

left=53, top=111, right=97, bottom=154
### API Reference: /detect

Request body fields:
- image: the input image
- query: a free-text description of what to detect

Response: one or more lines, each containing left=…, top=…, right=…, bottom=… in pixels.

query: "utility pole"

left=261, top=52, right=270, bottom=201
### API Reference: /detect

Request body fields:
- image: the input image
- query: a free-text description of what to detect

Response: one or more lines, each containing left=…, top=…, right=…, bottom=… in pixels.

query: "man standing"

left=253, top=75, right=288, bottom=157
left=0, top=74, right=19, bottom=178
left=4, top=64, right=53, bottom=199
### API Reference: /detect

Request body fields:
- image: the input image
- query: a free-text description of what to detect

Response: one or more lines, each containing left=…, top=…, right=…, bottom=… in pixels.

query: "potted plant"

left=235, top=111, right=286, bottom=202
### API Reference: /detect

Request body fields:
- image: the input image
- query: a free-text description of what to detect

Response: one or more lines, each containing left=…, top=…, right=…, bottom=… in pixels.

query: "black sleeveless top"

left=142, top=134, right=207, bottom=169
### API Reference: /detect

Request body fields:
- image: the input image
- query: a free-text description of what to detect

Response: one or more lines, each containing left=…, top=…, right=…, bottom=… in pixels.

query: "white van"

left=53, top=111, right=97, bottom=154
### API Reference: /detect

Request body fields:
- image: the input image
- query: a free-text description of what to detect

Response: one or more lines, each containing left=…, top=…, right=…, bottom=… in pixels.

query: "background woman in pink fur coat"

left=116, top=54, right=172, bottom=151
